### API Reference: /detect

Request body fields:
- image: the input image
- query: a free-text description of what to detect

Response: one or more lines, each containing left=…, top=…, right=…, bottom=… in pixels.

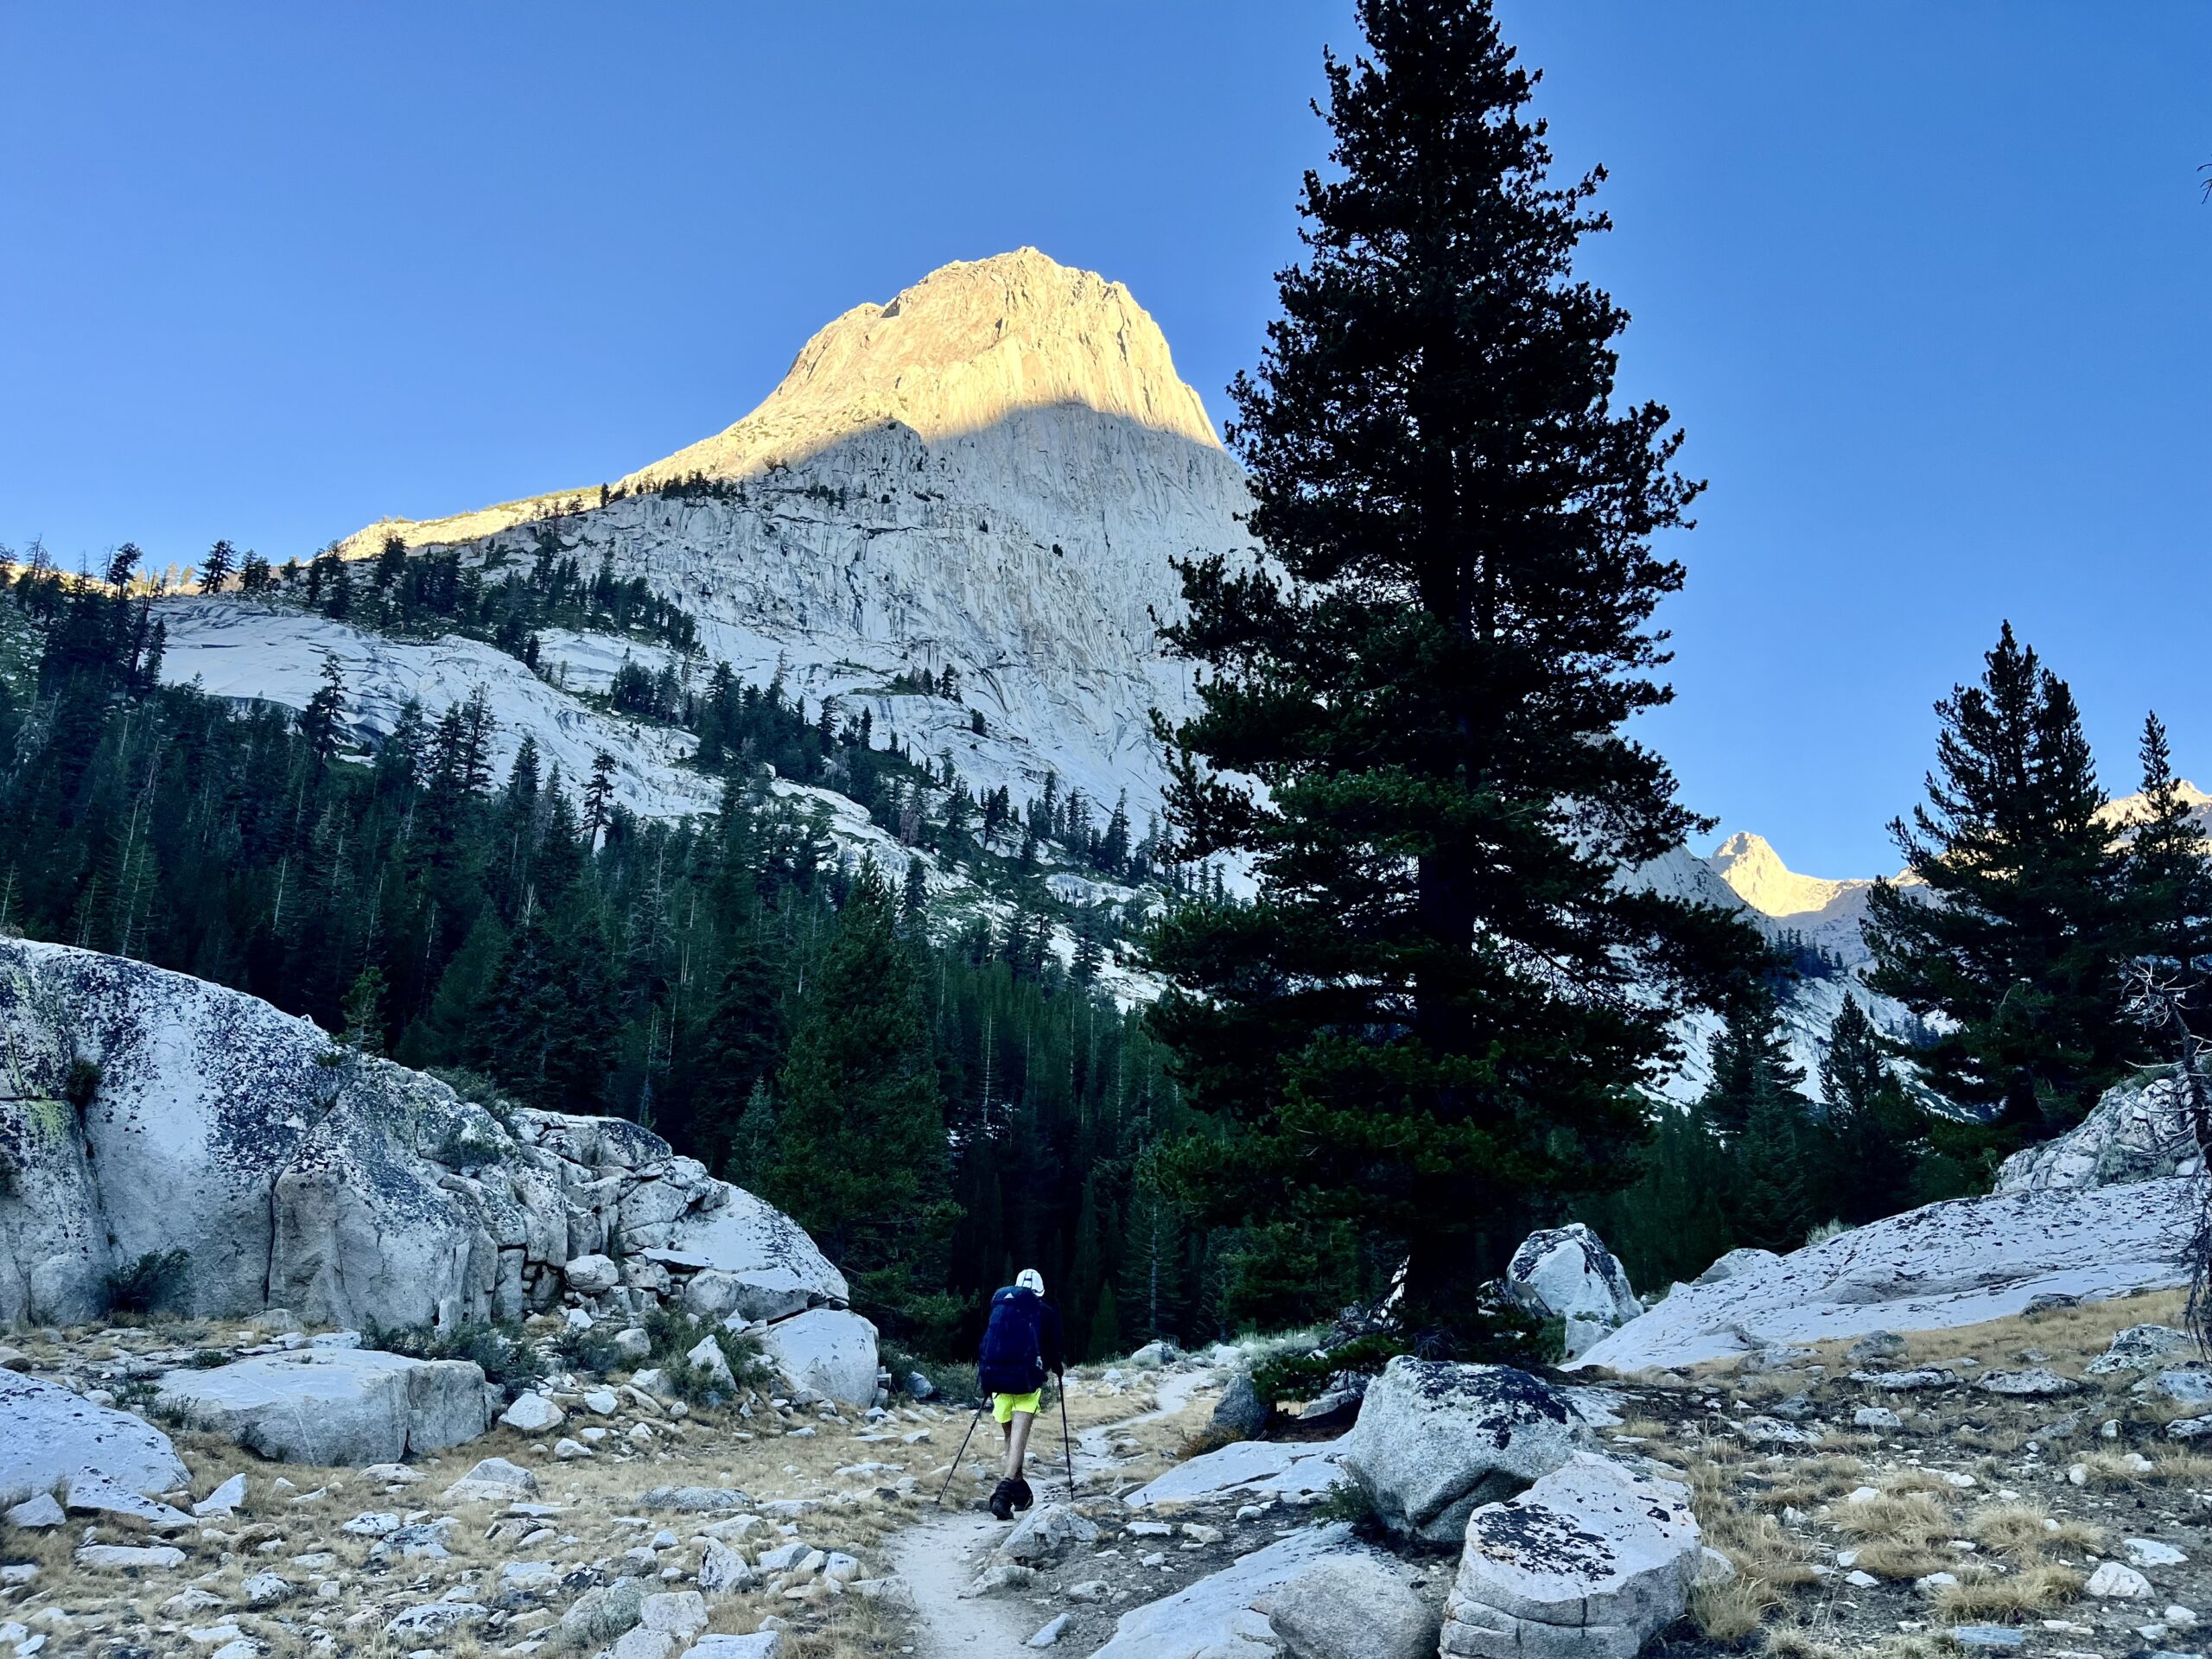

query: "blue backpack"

left=977, top=1286, right=1046, bottom=1395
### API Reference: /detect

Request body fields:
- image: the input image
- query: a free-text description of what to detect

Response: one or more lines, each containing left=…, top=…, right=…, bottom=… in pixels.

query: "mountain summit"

left=630, top=247, right=1223, bottom=487
left=344, top=248, right=1225, bottom=556
left=218, top=251, right=1249, bottom=837
left=1707, top=831, right=1871, bottom=919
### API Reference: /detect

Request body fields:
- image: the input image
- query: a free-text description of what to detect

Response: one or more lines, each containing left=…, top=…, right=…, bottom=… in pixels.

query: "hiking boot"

left=1011, top=1476, right=1034, bottom=1512
left=988, top=1478, right=1016, bottom=1522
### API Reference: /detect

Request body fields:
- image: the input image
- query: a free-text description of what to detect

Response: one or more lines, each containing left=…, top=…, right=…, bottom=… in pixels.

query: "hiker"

left=976, top=1267, right=1065, bottom=1521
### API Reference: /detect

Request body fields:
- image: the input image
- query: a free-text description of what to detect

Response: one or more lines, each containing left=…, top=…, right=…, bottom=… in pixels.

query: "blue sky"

left=3, top=3, right=2205, bottom=874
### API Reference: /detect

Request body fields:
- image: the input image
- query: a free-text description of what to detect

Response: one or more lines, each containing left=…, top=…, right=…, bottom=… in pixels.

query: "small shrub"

left=103, top=1248, right=189, bottom=1315
left=554, top=1323, right=626, bottom=1378
left=361, top=1317, right=547, bottom=1402
left=631, top=1306, right=773, bottom=1404
left=63, top=1058, right=101, bottom=1111
left=187, top=1348, right=232, bottom=1369
left=0, top=1141, right=18, bottom=1198
left=1309, top=1477, right=1388, bottom=1540
left=879, top=1340, right=972, bottom=1405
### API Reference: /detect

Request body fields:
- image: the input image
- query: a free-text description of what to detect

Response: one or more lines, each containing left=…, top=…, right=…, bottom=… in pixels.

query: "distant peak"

left=1708, top=832, right=1868, bottom=919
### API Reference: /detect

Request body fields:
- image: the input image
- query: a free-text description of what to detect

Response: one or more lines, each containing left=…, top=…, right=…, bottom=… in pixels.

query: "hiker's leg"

left=1004, top=1409, right=1034, bottom=1478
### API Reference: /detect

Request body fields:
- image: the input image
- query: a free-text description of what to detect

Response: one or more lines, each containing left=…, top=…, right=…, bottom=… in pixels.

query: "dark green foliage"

left=1587, top=996, right=1941, bottom=1291
left=1866, top=622, right=2133, bottom=1138
left=769, top=866, right=957, bottom=1341
left=551, top=1321, right=628, bottom=1378
left=360, top=1317, right=547, bottom=1401
left=63, top=1058, right=101, bottom=1110
left=1249, top=1332, right=1405, bottom=1408
left=104, top=1249, right=190, bottom=1315
left=639, top=1306, right=774, bottom=1402
left=1147, top=0, right=1760, bottom=1334
left=187, top=1348, right=232, bottom=1369
left=0, top=561, right=1214, bottom=1359
left=2126, top=711, right=2212, bottom=1009
left=1815, top=996, right=1928, bottom=1224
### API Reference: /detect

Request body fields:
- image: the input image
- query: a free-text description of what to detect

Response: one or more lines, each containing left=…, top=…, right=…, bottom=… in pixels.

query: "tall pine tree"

left=1147, top=0, right=1756, bottom=1331
left=1865, top=622, right=2130, bottom=1138
left=2125, top=711, right=2212, bottom=1011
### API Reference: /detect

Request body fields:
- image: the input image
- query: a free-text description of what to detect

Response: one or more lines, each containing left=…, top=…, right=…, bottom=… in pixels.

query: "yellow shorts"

left=992, top=1389, right=1042, bottom=1424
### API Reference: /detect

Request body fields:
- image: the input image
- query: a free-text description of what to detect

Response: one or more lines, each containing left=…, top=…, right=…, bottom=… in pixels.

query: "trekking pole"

left=1058, top=1376, right=1077, bottom=1501
left=934, top=1400, right=988, bottom=1509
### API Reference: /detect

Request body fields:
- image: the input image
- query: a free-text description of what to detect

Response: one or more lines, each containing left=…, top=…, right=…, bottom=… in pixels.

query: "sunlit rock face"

left=317, top=247, right=1254, bottom=831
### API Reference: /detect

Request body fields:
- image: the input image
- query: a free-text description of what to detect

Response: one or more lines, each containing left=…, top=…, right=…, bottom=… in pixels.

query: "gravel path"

left=891, top=1367, right=1219, bottom=1658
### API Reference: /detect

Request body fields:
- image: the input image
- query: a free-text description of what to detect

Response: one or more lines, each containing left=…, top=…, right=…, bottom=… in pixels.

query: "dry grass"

left=1928, top=1562, right=2086, bottom=1621
left=1827, top=1490, right=1951, bottom=1542
left=1854, top=1540, right=1957, bottom=1581
left=1694, top=1574, right=1785, bottom=1641
left=1796, top=1286, right=2190, bottom=1379
left=1762, top=1626, right=1857, bottom=1659
left=1964, top=1500, right=2101, bottom=1560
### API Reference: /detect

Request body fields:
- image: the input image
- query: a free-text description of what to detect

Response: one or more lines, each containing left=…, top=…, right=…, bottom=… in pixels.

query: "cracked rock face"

left=1440, top=1452, right=1702, bottom=1659
left=1340, top=1359, right=1591, bottom=1545
left=0, top=941, right=868, bottom=1401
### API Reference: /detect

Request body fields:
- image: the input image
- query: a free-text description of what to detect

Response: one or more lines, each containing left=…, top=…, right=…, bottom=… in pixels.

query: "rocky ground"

left=1622, top=1286, right=2212, bottom=1659
left=11, top=1287, right=2212, bottom=1659
left=0, top=1313, right=1257, bottom=1659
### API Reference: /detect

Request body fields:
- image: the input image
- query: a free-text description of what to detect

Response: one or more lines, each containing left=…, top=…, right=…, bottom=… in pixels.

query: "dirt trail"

left=887, top=1367, right=1218, bottom=1659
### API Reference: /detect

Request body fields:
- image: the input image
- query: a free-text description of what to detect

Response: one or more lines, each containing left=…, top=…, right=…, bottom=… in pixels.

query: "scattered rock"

left=1090, top=1524, right=1358, bottom=1658
left=192, top=1472, right=247, bottom=1517
left=999, top=1504, right=1101, bottom=1567
left=62, top=1469, right=194, bottom=1529
left=1695, top=1248, right=1783, bottom=1287
left=153, top=1347, right=489, bottom=1465
left=1859, top=1369, right=1957, bottom=1391
left=1124, top=1435, right=1349, bottom=1510
left=2089, top=1560, right=2156, bottom=1598
left=564, top=1253, right=622, bottom=1294
left=439, top=1455, right=537, bottom=1503
left=2088, top=1325, right=2196, bottom=1376
left=2128, top=1539, right=2190, bottom=1568
left=502, top=1391, right=565, bottom=1433
left=1848, top=1331, right=1907, bottom=1363
left=699, top=1541, right=757, bottom=1598
left=679, top=1635, right=784, bottom=1658
left=1262, top=1552, right=1438, bottom=1659
left=1211, top=1371, right=1268, bottom=1440
left=1341, top=1357, right=1589, bottom=1543
left=642, top=1484, right=751, bottom=1512
left=1978, top=1368, right=2081, bottom=1396
left=1573, top=1173, right=2195, bottom=1372
left=1736, top=1415, right=1815, bottom=1446
left=0, top=1369, right=189, bottom=1510
left=1853, top=1407, right=1902, bottom=1431
left=1505, top=1223, right=1643, bottom=1358
left=3, top=1493, right=64, bottom=1528
left=2139, top=1369, right=2212, bottom=1405
left=560, top=1578, right=650, bottom=1645
left=75, top=1543, right=186, bottom=1571
left=1027, top=1612, right=1071, bottom=1649
left=755, top=1307, right=880, bottom=1407
left=1439, top=1452, right=1701, bottom=1659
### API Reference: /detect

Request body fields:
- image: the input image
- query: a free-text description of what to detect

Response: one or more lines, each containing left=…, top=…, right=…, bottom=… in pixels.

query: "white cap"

left=1015, top=1268, right=1045, bottom=1296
